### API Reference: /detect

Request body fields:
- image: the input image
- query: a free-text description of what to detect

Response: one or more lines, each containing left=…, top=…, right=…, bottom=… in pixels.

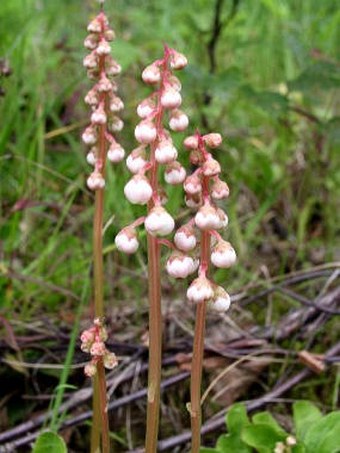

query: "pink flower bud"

left=97, top=75, right=113, bottom=92
left=184, top=173, right=202, bottom=195
left=142, top=63, right=161, bottom=84
left=87, top=17, right=102, bottom=33
left=160, top=87, right=182, bottom=109
left=108, top=143, right=125, bottom=163
left=170, top=50, right=188, bottom=70
left=211, top=287, right=231, bottom=312
left=126, top=146, right=148, bottom=174
left=106, top=59, right=121, bottom=75
left=110, top=116, right=124, bottom=132
left=211, top=240, right=236, bottom=268
left=82, top=127, right=96, bottom=145
left=155, top=139, right=178, bottom=164
left=167, top=75, right=182, bottom=91
left=203, top=133, right=222, bottom=148
left=87, top=171, right=105, bottom=190
left=115, top=227, right=139, bottom=254
left=135, top=120, right=157, bottom=144
left=83, top=53, right=98, bottom=69
left=124, top=175, right=153, bottom=205
left=104, top=29, right=116, bottom=41
left=145, top=206, right=175, bottom=236
left=169, top=109, right=189, bottom=132
left=84, top=362, right=97, bottom=377
left=202, top=157, right=221, bottom=177
left=185, top=193, right=203, bottom=209
left=137, top=98, right=156, bottom=119
left=164, top=161, right=186, bottom=185
left=84, top=34, right=98, bottom=50
left=187, top=276, right=214, bottom=303
left=96, top=39, right=111, bottom=55
left=189, top=150, right=204, bottom=166
left=184, top=135, right=199, bottom=150
left=195, top=204, right=221, bottom=230
left=166, top=253, right=197, bottom=279
left=86, top=150, right=97, bottom=166
left=104, top=352, right=118, bottom=369
left=91, top=106, right=107, bottom=125
left=211, top=178, right=230, bottom=199
left=84, top=88, right=99, bottom=106
left=90, top=341, right=106, bottom=356
left=109, top=96, right=124, bottom=112
left=174, top=225, right=197, bottom=251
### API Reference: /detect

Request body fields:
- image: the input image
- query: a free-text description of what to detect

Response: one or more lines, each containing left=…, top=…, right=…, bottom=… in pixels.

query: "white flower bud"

left=83, top=53, right=98, bottom=69
left=106, top=60, right=121, bottom=76
left=110, top=116, right=124, bottom=132
left=91, top=106, right=107, bottom=125
left=87, top=17, right=102, bottom=33
left=166, top=253, right=197, bottom=279
left=104, top=29, right=116, bottom=41
left=84, top=88, right=99, bottom=106
left=142, top=63, right=161, bottom=84
left=202, top=158, right=221, bottom=177
left=174, top=226, right=197, bottom=251
left=103, top=352, right=118, bottom=369
left=145, top=206, right=175, bottom=236
left=187, top=276, right=214, bottom=303
left=96, top=39, right=111, bottom=55
left=108, top=143, right=125, bottom=163
left=155, top=139, right=178, bottom=164
left=87, top=171, right=105, bottom=190
left=97, top=75, right=113, bottom=92
left=169, top=109, right=189, bottom=131
left=164, top=161, right=186, bottom=185
left=161, top=87, right=182, bottom=109
left=185, top=193, right=203, bottom=209
left=84, top=34, right=98, bottom=50
left=82, top=126, right=98, bottom=145
left=86, top=150, right=97, bottom=166
left=286, top=436, right=297, bottom=447
left=135, top=120, right=157, bottom=144
left=167, top=75, right=182, bottom=91
left=124, top=175, right=153, bottom=205
left=115, top=227, right=139, bottom=254
left=84, top=362, right=97, bottom=377
left=109, top=96, right=124, bottom=112
left=211, top=287, right=231, bottom=312
left=195, top=204, right=221, bottom=230
left=170, top=50, right=188, bottom=70
left=184, top=135, right=199, bottom=150
left=184, top=173, right=202, bottom=195
left=203, top=133, right=222, bottom=148
left=211, top=178, right=230, bottom=199
left=137, top=98, right=156, bottom=119
left=90, top=341, right=106, bottom=356
left=211, top=240, right=236, bottom=268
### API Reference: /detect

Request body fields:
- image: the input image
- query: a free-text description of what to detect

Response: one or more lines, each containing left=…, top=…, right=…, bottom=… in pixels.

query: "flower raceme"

left=82, top=10, right=124, bottom=190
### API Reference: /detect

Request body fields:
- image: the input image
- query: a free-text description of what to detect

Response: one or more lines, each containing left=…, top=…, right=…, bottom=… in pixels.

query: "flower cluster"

left=115, top=46, right=189, bottom=252
left=80, top=318, right=118, bottom=377
left=167, top=131, right=236, bottom=312
left=82, top=11, right=124, bottom=190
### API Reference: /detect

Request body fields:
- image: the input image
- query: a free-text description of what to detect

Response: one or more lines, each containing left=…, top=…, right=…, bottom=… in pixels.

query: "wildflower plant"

left=115, top=45, right=189, bottom=450
left=80, top=1, right=122, bottom=451
left=167, top=130, right=236, bottom=451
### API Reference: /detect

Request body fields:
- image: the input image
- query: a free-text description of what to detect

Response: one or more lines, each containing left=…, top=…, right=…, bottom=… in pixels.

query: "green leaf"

left=32, top=432, right=67, bottom=453
left=293, top=401, right=322, bottom=441
left=252, top=411, right=288, bottom=436
left=287, top=62, right=340, bottom=92
left=304, top=411, right=340, bottom=453
left=226, top=403, right=250, bottom=434
left=242, top=423, right=287, bottom=453
left=292, top=444, right=307, bottom=453
left=217, top=433, right=252, bottom=453
left=200, top=448, right=219, bottom=453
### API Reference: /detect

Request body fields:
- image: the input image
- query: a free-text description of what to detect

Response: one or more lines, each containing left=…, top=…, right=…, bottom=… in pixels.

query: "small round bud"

left=137, top=98, right=156, bottom=119
left=174, top=225, right=197, bottom=251
left=184, top=173, right=202, bottom=195
left=104, top=29, right=116, bottom=41
left=83, top=53, right=98, bottom=69
left=135, top=120, right=157, bottom=144
left=108, top=143, right=125, bottom=163
left=211, top=287, right=231, bottom=312
left=211, top=240, right=236, bottom=268
left=167, top=75, right=182, bottom=91
left=142, top=63, right=161, bottom=84
left=203, top=133, right=222, bottom=148
left=169, top=109, right=189, bottom=132
left=109, top=96, right=124, bottom=112
left=84, top=362, right=97, bottom=377
left=187, top=276, right=214, bottom=303
left=84, top=88, right=99, bottom=106
left=286, top=436, right=297, bottom=447
left=106, top=59, right=121, bottom=75
left=155, top=139, right=178, bottom=164
left=145, top=206, right=175, bottom=236
left=211, top=178, right=230, bottom=199
left=87, top=17, right=102, bottom=33
left=115, top=227, right=139, bottom=254
left=202, top=158, right=221, bottom=177
left=190, top=150, right=204, bottom=166
left=185, top=193, right=203, bottom=209
left=166, top=253, right=197, bottom=279
left=84, top=34, right=99, bottom=50
left=164, top=161, right=186, bottom=185
left=96, top=39, right=111, bottom=55
left=195, top=204, right=221, bottom=230
left=87, top=171, right=105, bottom=190
left=104, top=352, right=118, bottom=369
left=91, top=106, right=107, bottom=125
left=124, top=175, right=153, bottom=205
left=90, top=341, right=106, bottom=356
left=86, top=150, right=97, bottom=166
left=161, top=87, right=182, bottom=109
left=126, top=146, right=148, bottom=174
left=110, top=116, right=124, bottom=132
left=170, top=50, right=188, bottom=70
left=184, top=135, right=199, bottom=150
left=97, top=75, right=113, bottom=92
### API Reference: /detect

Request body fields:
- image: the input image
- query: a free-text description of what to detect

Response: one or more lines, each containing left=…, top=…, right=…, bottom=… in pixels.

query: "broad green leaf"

left=226, top=403, right=250, bottom=434
left=217, top=433, right=252, bottom=453
left=242, top=423, right=287, bottom=453
left=32, top=432, right=67, bottom=453
left=293, top=401, right=322, bottom=441
left=252, top=411, right=287, bottom=436
left=304, top=411, right=340, bottom=453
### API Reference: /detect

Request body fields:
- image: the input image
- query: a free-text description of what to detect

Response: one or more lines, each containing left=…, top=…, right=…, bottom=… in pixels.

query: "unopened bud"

left=115, top=227, right=139, bottom=254
left=211, top=240, right=236, bottom=268
left=187, top=276, right=214, bottom=303
left=166, top=253, right=197, bottom=279
left=211, top=287, right=231, bottom=312
left=169, top=109, right=189, bottom=132
left=155, top=139, right=178, bottom=164
left=195, top=204, right=221, bottom=230
left=203, top=133, right=222, bottom=148
left=82, top=126, right=98, bottom=145
left=135, top=120, right=157, bottom=144
left=170, top=50, right=188, bottom=70
left=184, top=135, right=199, bottom=150
left=84, top=362, right=97, bottom=377
left=174, top=225, right=197, bottom=251
left=161, top=86, right=182, bottom=109
left=211, top=178, right=230, bottom=199
left=164, top=161, right=186, bottom=185
left=91, top=106, right=107, bottom=125
left=110, top=116, right=124, bottom=132
left=137, top=98, right=156, bottom=119
left=124, top=175, right=153, bottom=205
left=184, top=173, right=202, bottom=195
left=108, top=143, right=125, bottom=163
left=87, top=171, right=105, bottom=190
left=202, top=157, right=221, bottom=177
left=142, top=63, right=161, bottom=84
left=104, top=352, right=118, bottom=369
left=96, top=39, right=111, bottom=56
left=145, top=206, right=175, bottom=236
